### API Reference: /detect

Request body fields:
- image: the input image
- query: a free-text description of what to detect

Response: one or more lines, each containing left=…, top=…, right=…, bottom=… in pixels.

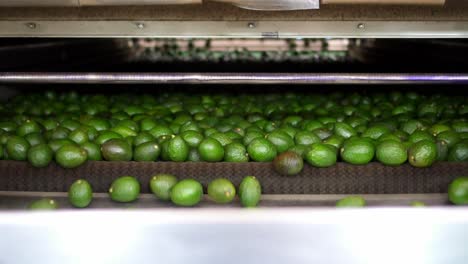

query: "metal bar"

left=1, top=72, right=468, bottom=84
left=1, top=21, right=468, bottom=38
left=0, top=0, right=78, bottom=6
left=0, top=0, right=446, bottom=7
left=211, top=0, right=319, bottom=11
left=322, top=0, right=445, bottom=4
left=0, top=0, right=200, bottom=6
left=80, top=0, right=202, bottom=5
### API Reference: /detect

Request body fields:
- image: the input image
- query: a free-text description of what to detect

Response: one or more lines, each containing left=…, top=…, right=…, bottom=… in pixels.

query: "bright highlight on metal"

left=0, top=72, right=468, bottom=84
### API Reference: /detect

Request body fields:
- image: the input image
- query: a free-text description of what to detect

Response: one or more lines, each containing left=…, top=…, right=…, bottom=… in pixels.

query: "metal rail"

left=1, top=21, right=468, bottom=38
left=1, top=72, right=468, bottom=84
left=0, top=192, right=450, bottom=209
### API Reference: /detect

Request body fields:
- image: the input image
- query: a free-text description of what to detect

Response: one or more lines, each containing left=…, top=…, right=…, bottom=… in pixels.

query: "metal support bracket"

left=0, top=20, right=468, bottom=38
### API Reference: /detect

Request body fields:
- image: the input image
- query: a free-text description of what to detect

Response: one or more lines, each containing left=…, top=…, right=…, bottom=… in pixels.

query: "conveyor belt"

left=0, top=161, right=466, bottom=194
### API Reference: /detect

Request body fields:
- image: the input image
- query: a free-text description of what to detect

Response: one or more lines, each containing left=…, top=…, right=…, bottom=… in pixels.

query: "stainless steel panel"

left=322, top=0, right=445, bottom=4
left=0, top=0, right=200, bottom=6
left=0, top=208, right=468, bottom=264
left=81, top=0, right=201, bottom=5
left=1, top=72, right=468, bottom=84
left=0, top=0, right=78, bottom=6
left=213, top=0, right=319, bottom=11
left=84, top=0, right=317, bottom=11
left=0, top=0, right=317, bottom=9
left=0, top=20, right=468, bottom=38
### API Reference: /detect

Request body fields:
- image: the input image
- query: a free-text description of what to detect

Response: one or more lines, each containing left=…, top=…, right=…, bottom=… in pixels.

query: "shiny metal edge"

left=1, top=72, right=468, bottom=84
left=0, top=20, right=468, bottom=38
left=0, top=191, right=448, bottom=200
left=0, top=0, right=78, bottom=7
left=216, top=0, right=320, bottom=11
left=1, top=208, right=468, bottom=224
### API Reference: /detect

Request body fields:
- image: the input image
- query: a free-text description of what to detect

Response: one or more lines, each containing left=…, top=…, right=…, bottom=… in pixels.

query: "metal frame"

left=1, top=72, right=468, bottom=84
left=0, top=20, right=468, bottom=38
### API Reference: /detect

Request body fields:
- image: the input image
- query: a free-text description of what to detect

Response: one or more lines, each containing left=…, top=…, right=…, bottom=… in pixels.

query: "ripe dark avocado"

left=273, top=151, right=304, bottom=176
left=101, top=139, right=133, bottom=161
left=134, top=141, right=160, bottom=162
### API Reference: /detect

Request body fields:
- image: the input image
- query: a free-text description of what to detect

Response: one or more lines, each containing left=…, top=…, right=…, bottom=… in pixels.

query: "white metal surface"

left=0, top=0, right=316, bottom=9
left=81, top=0, right=201, bottom=5
left=86, top=0, right=319, bottom=10
left=1, top=72, right=468, bottom=84
left=213, top=0, right=319, bottom=10
left=0, top=0, right=201, bottom=6
left=322, top=0, right=444, bottom=4
left=0, top=20, right=467, bottom=38
left=0, top=208, right=468, bottom=264
left=0, top=0, right=77, bottom=6
left=0, top=0, right=446, bottom=7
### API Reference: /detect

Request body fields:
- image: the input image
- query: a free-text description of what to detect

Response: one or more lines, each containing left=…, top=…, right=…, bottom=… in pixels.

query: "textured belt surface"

left=0, top=161, right=466, bottom=194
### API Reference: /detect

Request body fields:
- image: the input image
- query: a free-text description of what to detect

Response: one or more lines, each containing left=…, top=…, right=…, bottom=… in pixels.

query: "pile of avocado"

left=29, top=175, right=261, bottom=209
left=29, top=175, right=468, bottom=209
left=0, top=91, right=467, bottom=170
left=134, top=38, right=347, bottom=63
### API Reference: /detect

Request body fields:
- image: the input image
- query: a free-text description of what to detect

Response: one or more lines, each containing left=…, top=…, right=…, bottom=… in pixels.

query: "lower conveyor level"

left=0, top=192, right=450, bottom=209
